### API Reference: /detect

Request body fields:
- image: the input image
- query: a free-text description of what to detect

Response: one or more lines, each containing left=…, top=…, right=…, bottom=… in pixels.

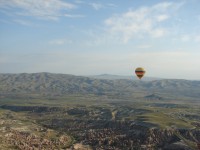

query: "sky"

left=0, top=0, right=200, bottom=80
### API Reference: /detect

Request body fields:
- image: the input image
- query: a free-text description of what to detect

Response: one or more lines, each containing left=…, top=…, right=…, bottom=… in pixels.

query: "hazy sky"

left=0, top=0, right=200, bottom=80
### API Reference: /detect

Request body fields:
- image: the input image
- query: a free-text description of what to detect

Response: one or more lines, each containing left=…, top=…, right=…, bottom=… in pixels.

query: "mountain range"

left=0, top=72, right=200, bottom=100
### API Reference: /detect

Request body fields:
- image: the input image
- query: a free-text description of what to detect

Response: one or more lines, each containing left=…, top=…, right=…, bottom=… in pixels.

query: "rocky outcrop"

left=47, top=118, right=199, bottom=150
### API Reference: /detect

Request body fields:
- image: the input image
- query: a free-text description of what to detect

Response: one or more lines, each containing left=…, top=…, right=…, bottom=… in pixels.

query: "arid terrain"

left=0, top=73, right=199, bottom=149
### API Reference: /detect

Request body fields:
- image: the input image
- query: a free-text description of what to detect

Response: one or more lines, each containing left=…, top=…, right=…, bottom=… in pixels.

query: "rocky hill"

left=0, top=73, right=200, bottom=100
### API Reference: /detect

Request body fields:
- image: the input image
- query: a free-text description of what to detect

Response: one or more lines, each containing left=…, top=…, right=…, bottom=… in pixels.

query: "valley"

left=0, top=73, right=199, bottom=149
left=0, top=95, right=199, bottom=150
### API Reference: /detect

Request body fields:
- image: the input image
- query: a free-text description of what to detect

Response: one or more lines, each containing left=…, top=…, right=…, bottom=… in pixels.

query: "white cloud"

left=64, top=14, right=85, bottom=18
left=150, top=28, right=167, bottom=38
left=156, top=14, right=169, bottom=22
left=90, top=3, right=103, bottom=10
left=0, top=0, right=75, bottom=20
left=89, top=2, right=117, bottom=10
left=180, top=35, right=191, bottom=42
left=152, top=2, right=173, bottom=11
left=104, top=2, right=182, bottom=43
left=14, top=19, right=38, bottom=27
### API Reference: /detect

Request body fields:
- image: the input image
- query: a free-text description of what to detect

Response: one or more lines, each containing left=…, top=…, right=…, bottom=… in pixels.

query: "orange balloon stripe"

left=135, top=72, right=145, bottom=75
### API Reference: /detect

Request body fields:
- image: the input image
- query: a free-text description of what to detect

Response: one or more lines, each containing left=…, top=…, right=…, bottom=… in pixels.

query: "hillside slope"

left=0, top=73, right=200, bottom=100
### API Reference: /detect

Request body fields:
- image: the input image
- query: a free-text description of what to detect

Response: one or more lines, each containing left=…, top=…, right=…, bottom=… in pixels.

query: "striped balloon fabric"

left=135, top=67, right=145, bottom=79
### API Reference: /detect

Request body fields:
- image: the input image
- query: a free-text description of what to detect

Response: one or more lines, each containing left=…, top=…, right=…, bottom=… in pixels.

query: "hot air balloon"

left=135, top=67, right=145, bottom=79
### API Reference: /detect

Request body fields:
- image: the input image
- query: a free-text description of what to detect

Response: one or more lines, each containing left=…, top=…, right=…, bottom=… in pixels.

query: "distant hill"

left=0, top=73, right=200, bottom=100
left=88, top=74, right=162, bottom=81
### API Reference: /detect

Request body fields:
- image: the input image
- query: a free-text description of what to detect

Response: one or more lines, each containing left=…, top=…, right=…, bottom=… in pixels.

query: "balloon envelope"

left=135, top=67, right=145, bottom=79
